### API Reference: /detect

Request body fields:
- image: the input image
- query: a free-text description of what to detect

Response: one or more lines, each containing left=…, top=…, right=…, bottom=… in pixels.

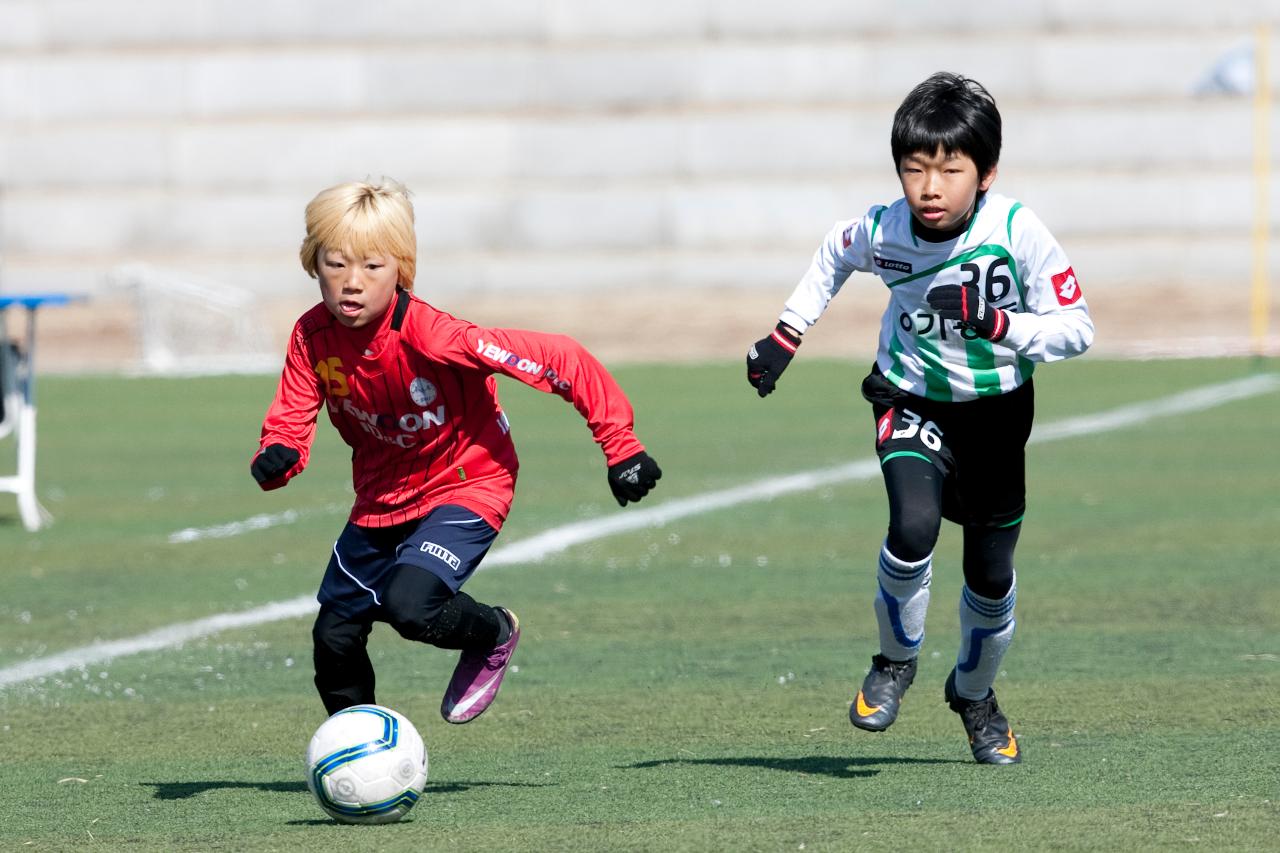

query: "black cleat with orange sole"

left=849, top=654, right=917, bottom=732
left=944, top=668, right=1021, bottom=764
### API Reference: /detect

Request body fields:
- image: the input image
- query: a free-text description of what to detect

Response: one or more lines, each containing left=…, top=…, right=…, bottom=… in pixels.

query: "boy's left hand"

left=927, top=284, right=1009, bottom=342
left=608, top=451, right=662, bottom=506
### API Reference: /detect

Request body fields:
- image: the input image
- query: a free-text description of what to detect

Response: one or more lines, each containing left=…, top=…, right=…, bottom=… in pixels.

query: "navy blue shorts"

left=317, top=504, right=499, bottom=620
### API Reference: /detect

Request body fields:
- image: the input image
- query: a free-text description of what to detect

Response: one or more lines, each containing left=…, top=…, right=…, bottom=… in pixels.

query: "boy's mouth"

left=339, top=300, right=363, bottom=316
left=918, top=206, right=947, bottom=223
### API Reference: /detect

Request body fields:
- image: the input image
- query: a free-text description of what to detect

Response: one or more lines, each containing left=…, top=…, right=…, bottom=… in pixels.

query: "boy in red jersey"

left=252, top=179, right=661, bottom=722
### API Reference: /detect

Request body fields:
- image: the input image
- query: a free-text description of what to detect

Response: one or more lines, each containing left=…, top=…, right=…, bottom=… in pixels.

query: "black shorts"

left=862, top=369, right=1035, bottom=528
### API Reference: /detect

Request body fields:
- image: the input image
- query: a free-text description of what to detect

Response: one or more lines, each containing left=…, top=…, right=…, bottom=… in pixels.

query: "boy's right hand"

left=250, top=444, right=300, bottom=486
left=746, top=323, right=801, bottom=397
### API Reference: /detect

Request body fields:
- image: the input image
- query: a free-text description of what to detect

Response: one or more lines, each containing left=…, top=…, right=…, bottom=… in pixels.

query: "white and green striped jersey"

left=779, top=193, right=1094, bottom=402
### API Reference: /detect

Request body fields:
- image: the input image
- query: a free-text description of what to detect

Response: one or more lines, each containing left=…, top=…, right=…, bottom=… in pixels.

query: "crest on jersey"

left=1052, top=267, right=1082, bottom=306
left=409, top=377, right=438, bottom=407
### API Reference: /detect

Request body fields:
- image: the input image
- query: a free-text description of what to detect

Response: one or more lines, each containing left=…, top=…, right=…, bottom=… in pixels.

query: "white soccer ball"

left=305, top=704, right=428, bottom=824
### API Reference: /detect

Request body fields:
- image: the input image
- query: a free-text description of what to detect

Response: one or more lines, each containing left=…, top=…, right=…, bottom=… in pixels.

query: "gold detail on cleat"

left=854, top=690, right=881, bottom=718
left=996, top=731, right=1019, bottom=759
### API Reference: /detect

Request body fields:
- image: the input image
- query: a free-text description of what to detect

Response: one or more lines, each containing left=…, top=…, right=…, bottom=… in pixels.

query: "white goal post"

left=112, top=264, right=280, bottom=375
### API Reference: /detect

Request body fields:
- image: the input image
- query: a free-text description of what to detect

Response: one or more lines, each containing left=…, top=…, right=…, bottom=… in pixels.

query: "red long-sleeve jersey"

left=254, top=289, right=645, bottom=529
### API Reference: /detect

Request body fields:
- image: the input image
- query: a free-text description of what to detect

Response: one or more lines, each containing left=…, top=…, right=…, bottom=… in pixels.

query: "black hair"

left=891, top=72, right=1001, bottom=177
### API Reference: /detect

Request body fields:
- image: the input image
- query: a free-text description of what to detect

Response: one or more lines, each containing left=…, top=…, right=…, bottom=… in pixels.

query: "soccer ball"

left=306, top=704, right=428, bottom=824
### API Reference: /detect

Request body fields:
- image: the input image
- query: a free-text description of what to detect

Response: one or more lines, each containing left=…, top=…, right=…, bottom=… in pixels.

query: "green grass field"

left=0, top=358, right=1277, bottom=851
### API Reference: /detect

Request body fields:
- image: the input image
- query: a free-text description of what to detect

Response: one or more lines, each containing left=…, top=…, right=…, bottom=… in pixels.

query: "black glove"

left=926, top=284, right=1009, bottom=342
left=608, top=451, right=662, bottom=507
left=251, top=444, right=300, bottom=485
left=746, top=323, right=801, bottom=397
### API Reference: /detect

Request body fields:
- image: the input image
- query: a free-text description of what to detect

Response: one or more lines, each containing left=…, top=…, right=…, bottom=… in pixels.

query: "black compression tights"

left=883, top=458, right=944, bottom=562
left=962, top=523, right=1019, bottom=599
left=881, top=458, right=1018, bottom=599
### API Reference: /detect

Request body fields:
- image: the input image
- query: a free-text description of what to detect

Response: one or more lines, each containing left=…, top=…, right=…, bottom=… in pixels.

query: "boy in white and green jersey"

left=747, top=72, right=1094, bottom=764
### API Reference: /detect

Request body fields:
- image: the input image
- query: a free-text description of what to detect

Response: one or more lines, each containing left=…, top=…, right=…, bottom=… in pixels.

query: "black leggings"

left=312, top=566, right=501, bottom=715
left=882, top=457, right=1018, bottom=599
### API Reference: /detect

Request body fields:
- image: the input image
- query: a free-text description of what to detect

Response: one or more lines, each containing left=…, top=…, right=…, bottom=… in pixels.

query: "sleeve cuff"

left=998, top=311, right=1031, bottom=351
left=601, top=431, right=646, bottom=467
left=778, top=309, right=811, bottom=334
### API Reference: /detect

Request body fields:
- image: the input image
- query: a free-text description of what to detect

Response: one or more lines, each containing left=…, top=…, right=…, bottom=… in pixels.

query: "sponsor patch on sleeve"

left=1051, top=267, right=1082, bottom=306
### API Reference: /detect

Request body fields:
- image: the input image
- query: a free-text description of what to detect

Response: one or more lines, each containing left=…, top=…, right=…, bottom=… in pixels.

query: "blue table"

left=0, top=293, right=84, bottom=531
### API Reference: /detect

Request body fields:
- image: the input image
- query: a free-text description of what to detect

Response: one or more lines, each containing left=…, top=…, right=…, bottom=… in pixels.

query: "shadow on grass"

left=283, top=780, right=559, bottom=825
left=423, top=780, right=556, bottom=794
left=145, top=778, right=553, bottom=801
left=145, top=780, right=308, bottom=800
left=623, top=754, right=961, bottom=779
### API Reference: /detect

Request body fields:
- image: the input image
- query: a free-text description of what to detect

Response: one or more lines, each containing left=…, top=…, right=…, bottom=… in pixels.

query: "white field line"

left=0, top=597, right=319, bottom=690
left=168, top=510, right=300, bottom=543
left=2, top=373, right=1275, bottom=689
left=166, top=503, right=350, bottom=544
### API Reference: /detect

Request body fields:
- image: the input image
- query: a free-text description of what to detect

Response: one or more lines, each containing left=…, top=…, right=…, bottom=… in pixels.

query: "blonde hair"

left=299, top=179, right=418, bottom=290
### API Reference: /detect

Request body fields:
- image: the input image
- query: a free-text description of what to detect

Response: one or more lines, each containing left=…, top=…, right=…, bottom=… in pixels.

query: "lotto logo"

left=841, top=226, right=854, bottom=248
left=876, top=409, right=894, bottom=445
left=1052, top=267, right=1082, bottom=305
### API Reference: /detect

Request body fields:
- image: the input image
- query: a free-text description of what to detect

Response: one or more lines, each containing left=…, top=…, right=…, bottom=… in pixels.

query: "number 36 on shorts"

left=876, top=407, right=944, bottom=451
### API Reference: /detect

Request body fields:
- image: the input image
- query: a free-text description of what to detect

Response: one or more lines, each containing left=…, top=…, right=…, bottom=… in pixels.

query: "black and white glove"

left=250, top=443, right=300, bottom=486
left=608, top=451, right=662, bottom=507
left=926, top=284, right=1009, bottom=342
left=746, top=323, right=801, bottom=398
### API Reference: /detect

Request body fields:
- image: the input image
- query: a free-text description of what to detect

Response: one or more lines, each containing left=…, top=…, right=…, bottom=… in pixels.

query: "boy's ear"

left=979, top=165, right=998, bottom=192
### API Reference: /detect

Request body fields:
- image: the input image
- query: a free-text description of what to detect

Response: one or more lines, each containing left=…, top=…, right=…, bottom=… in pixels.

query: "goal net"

left=113, top=264, right=280, bottom=375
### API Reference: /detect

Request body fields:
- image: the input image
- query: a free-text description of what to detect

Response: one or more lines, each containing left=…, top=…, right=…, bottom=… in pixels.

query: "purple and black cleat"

left=441, top=607, right=520, bottom=724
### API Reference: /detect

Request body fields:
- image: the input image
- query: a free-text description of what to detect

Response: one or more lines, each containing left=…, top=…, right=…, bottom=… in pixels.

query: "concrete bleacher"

left=0, top=0, right=1276, bottom=310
